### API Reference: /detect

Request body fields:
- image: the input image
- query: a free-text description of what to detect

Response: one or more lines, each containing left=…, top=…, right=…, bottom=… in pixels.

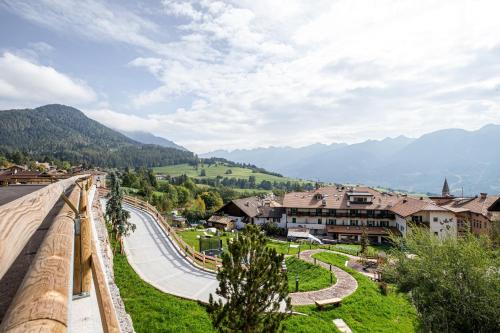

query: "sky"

left=1, top=0, right=500, bottom=153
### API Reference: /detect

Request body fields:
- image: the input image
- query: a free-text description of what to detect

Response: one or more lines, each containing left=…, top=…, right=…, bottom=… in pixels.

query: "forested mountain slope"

left=0, top=104, right=196, bottom=167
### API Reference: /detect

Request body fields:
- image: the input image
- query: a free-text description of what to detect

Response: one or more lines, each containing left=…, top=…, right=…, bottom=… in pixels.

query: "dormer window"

left=346, top=192, right=373, bottom=204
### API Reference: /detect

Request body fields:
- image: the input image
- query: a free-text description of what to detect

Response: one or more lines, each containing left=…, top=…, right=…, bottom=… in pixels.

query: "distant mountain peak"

left=119, top=130, right=188, bottom=151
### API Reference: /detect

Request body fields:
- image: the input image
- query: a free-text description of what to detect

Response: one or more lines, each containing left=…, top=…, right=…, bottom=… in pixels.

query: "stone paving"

left=289, top=249, right=358, bottom=306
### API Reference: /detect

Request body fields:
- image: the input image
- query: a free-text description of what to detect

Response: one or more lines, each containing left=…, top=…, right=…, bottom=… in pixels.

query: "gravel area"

left=91, top=191, right=135, bottom=333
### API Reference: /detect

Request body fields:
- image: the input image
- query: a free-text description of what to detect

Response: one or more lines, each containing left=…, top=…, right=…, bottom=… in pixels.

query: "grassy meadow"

left=153, top=162, right=308, bottom=184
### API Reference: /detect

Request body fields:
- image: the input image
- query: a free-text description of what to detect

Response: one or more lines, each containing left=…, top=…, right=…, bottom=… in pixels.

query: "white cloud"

left=0, top=52, right=96, bottom=108
left=5, top=0, right=500, bottom=152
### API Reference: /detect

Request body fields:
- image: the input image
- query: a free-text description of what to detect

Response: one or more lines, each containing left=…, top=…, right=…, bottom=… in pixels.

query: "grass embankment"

left=114, top=229, right=414, bottom=332
left=113, top=247, right=215, bottom=332
left=153, top=163, right=306, bottom=183
left=284, top=252, right=418, bottom=333
left=285, top=256, right=334, bottom=292
left=177, top=229, right=233, bottom=252
left=267, top=240, right=390, bottom=258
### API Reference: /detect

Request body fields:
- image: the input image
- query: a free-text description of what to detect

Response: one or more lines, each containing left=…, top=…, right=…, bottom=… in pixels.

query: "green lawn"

left=114, top=229, right=415, bottom=333
left=287, top=252, right=418, bottom=333
left=153, top=163, right=308, bottom=184
left=267, top=240, right=391, bottom=259
left=113, top=247, right=215, bottom=333
left=330, top=243, right=391, bottom=258
left=177, top=229, right=234, bottom=252
left=286, top=256, right=334, bottom=292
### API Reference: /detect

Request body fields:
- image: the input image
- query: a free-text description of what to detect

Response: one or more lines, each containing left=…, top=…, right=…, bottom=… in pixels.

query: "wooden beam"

left=0, top=185, right=80, bottom=333
left=91, top=243, right=120, bottom=333
left=0, top=175, right=86, bottom=281
left=80, top=203, right=92, bottom=294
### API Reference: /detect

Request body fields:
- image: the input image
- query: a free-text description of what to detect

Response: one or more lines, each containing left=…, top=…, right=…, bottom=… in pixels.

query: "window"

left=380, top=221, right=389, bottom=227
left=350, top=219, right=359, bottom=226
left=316, top=208, right=322, bottom=216
left=433, top=217, right=438, bottom=222
left=434, top=232, right=438, bottom=236
left=367, top=220, right=374, bottom=227
left=291, top=208, right=297, bottom=215
left=318, top=218, right=322, bottom=224
left=327, top=219, right=336, bottom=225
left=273, top=218, right=279, bottom=222
left=292, top=217, right=296, bottom=223
left=412, top=216, right=423, bottom=223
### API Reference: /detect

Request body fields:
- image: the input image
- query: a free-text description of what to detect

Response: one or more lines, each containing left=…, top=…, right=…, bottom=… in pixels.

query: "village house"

left=210, top=194, right=286, bottom=230
left=433, top=193, right=500, bottom=236
left=283, top=186, right=409, bottom=243
left=206, top=215, right=235, bottom=231
left=208, top=179, right=499, bottom=243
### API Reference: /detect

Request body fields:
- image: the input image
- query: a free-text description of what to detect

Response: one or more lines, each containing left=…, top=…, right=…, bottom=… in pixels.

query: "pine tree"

left=105, top=172, right=136, bottom=254
left=360, top=227, right=370, bottom=259
left=207, top=225, right=291, bottom=333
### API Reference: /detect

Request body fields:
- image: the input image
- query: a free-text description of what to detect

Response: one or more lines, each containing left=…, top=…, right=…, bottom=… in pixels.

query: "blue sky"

left=1, top=0, right=500, bottom=153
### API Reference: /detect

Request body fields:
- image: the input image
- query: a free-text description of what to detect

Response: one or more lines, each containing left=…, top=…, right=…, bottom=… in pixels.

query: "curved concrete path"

left=111, top=201, right=220, bottom=303
left=290, top=249, right=358, bottom=306
left=100, top=199, right=357, bottom=307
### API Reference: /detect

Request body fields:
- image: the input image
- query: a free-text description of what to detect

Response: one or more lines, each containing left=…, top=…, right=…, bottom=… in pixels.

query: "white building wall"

left=395, top=216, right=408, bottom=236
left=429, top=211, right=457, bottom=238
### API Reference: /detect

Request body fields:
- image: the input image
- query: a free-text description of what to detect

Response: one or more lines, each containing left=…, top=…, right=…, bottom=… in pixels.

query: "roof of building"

left=222, top=195, right=283, bottom=218
left=283, top=186, right=401, bottom=210
left=438, top=194, right=500, bottom=219
left=391, top=196, right=449, bottom=217
left=208, top=215, right=234, bottom=225
left=259, top=206, right=285, bottom=218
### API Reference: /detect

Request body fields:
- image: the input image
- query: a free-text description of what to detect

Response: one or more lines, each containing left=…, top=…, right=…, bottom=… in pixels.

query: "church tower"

left=442, top=178, right=450, bottom=197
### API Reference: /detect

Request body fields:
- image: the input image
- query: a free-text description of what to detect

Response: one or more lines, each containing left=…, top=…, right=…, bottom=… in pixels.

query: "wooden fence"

left=0, top=175, right=84, bottom=281
left=0, top=177, right=121, bottom=333
left=0, top=182, right=81, bottom=332
left=99, top=189, right=222, bottom=271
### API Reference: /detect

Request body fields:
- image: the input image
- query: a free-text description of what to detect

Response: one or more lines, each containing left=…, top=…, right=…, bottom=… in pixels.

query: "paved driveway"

left=108, top=201, right=220, bottom=303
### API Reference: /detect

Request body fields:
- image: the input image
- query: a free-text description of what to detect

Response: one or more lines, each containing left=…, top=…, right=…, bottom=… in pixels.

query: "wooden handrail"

left=0, top=175, right=87, bottom=281
left=98, top=189, right=223, bottom=269
left=91, top=236, right=120, bottom=333
left=0, top=184, right=81, bottom=333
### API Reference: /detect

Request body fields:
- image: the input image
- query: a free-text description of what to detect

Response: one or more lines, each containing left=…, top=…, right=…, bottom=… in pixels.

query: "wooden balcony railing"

left=0, top=175, right=84, bottom=281
left=0, top=180, right=81, bottom=332
left=0, top=176, right=121, bottom=333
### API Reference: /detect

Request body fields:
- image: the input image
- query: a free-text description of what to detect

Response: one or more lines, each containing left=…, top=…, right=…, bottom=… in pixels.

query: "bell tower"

left=442, top=178, right=450, bottom=197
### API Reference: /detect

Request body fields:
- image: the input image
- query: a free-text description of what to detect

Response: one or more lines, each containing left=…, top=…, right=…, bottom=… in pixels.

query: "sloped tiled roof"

left=391, top=196, right=448, bottom=218
left=439, top=195, right=500, bottom=218
left=283, top=186, right=400, bottom=210
left=208, top=215, right=233, bottom=225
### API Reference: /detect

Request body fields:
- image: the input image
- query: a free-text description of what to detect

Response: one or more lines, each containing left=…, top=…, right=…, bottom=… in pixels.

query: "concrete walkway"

left=290, top=249, right=358, bottom=306
left=102, top=200, right=358, bottom=307
left=117, top=202, right=220, bottom=303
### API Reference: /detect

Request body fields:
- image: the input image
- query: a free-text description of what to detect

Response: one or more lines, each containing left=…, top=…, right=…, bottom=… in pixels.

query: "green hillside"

left=154, top=163, right=307, bottom=184
left=0, top=104, right=196, bottom=168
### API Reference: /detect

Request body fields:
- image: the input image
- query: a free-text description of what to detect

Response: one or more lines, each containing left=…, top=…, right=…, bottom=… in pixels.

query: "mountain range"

left=0, top=104, right=196, bottom=168
left=119, top=130, right=187, bottom=151
left=201, top=126, right=500, bottom=195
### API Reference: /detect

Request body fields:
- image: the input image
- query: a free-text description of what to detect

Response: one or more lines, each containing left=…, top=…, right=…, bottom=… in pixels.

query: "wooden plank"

left=91, top=244, right=120, bottom=333
left=0, top=185, right=80, bottom=333
left=0, top=175, right=86, bottom=281
left=79, top=180, right=92, bottom=294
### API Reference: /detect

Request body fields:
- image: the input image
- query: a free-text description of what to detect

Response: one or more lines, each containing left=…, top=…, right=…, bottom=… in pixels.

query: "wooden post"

left=74, top=179, right=92, bottom=295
